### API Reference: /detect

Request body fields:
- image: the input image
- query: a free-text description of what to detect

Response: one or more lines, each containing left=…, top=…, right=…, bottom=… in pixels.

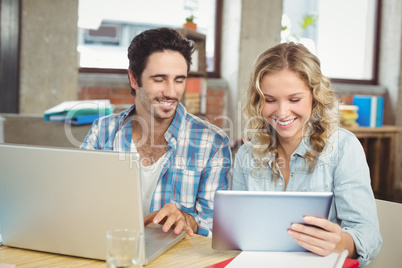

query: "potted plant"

left=183, top=15, right=197, bottom=31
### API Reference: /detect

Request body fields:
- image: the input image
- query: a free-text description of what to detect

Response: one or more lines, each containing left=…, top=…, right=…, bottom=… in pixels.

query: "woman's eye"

left=265, top=99, right=275, bottom=103
left=290, top=99, right=301, bottom=103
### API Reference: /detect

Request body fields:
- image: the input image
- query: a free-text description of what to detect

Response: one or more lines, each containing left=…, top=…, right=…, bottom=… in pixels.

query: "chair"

left=366, top=199, right=402, bottom=267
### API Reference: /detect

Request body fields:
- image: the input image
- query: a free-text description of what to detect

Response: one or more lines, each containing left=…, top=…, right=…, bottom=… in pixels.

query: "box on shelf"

left=339, top=104, right=359, bottom=127
left=352, top=95, right=384, bottom=127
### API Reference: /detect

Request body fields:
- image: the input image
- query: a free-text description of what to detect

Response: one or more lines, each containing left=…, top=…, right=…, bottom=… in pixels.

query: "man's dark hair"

left=128, top=27, right=195, bottom=96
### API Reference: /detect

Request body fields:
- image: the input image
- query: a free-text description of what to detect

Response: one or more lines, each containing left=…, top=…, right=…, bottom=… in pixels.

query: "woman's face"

left=260, top=68, right=313, bottom=145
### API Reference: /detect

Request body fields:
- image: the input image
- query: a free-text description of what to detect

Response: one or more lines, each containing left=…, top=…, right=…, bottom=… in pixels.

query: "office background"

left=0, top=0, right=401, bottom=202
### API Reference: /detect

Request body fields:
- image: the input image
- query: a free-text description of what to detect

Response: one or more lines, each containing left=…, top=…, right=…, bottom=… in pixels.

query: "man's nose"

left=163, top=80, right=176, bottom=97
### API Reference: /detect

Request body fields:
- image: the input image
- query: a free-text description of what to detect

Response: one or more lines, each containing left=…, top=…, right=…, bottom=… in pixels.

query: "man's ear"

left=128, top=70, right=140, bottom=90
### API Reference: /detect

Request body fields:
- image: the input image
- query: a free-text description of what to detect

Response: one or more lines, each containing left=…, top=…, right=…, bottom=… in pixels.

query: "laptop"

left=0, top=143, right=185, bottom=265
left=212, top=190, right=333, bottom=251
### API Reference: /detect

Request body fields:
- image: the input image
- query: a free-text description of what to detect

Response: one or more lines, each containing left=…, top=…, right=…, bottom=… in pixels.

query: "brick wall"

left=78, top=87, right=134, bottom=104
left=78, top=86, right=134, bottom=113
left=206, top=89, right=225, bottom=128
left=77, top=85, right=226, bottom=129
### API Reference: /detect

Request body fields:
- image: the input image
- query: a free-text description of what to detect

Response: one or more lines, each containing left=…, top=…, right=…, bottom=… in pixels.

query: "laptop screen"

left=0, top=144, right=144, bottom=260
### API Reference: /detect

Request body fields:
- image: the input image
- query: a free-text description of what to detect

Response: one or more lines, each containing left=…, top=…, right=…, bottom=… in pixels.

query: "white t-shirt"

left=131, top=139, right=166, bottom=217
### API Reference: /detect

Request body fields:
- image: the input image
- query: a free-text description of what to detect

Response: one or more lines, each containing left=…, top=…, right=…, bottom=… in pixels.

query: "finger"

left=302, top=217, right=343, bottom=244
left=172, top=218, right=194, bottom=236
left=173, top=218, right=185, bottom=234
left=290, top=223, right=326, bottom=238
left=288, top=226, right=338, bottom=253
left=152, top=206, right=173, bottom=225
left=292, top=237, right=331, bottom=256
left=288, top=229, right=329, bottom=254
left=144, top=211, right=158, bottom=226
left=184, top=225, right=194, bottom=237
left=162, top=214, right=179, bottom=232
left=303, top=216, right=335, bottom=232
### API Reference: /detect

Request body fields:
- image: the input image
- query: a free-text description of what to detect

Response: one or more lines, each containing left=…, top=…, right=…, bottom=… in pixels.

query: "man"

left=81, top=28, right=232, bottom=237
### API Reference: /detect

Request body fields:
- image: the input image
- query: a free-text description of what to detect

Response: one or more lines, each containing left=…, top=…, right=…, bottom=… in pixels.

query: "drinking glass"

left=106, top=229, right=143, bottom=268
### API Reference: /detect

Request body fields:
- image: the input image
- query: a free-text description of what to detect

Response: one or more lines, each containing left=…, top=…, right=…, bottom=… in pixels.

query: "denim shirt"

left=232, top=128, right=382, bottom=266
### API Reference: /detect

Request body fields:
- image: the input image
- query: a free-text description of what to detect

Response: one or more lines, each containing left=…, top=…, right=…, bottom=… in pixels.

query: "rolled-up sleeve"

left=333, top=134, right=382, bottom=266
left=80, top=119, right=100, bottom=150
left=190, top=134, right=232, bottom=237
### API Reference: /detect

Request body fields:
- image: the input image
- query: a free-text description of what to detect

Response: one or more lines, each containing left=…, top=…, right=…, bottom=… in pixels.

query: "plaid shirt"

left=81, top=103, right=232, bottom=236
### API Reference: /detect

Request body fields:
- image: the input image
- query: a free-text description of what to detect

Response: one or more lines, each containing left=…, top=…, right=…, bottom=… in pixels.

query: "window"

left=282, top=0, right=380, bottom=84
left=78, top=0, right=221, bottom=77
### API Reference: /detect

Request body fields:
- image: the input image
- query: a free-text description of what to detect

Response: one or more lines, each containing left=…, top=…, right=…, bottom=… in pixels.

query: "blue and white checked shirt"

left=81, top=103, right=232, bottom=236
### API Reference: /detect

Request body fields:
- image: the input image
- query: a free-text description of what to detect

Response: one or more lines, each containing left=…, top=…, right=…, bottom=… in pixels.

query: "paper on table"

left=226, top=250, right=348, bottom=268
left=0, top=264, right=16, bottom=268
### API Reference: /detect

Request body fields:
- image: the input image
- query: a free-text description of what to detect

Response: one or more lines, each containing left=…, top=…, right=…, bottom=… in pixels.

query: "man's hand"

left=287, top=216, right=356, bottom=258
left=143, top=203, right=198, bottom=236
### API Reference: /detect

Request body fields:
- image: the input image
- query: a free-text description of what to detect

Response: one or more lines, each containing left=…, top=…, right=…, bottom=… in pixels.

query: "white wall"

left=378, top=0, right=402, bottom=189
left=378, top=0, right=402, bottom=125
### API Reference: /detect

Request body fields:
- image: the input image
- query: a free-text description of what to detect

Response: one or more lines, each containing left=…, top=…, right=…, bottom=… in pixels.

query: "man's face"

left=130, top=50, right=188, bottom=121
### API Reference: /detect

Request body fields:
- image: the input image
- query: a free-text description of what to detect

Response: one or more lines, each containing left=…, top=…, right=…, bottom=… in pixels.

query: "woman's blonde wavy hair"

left=243, top=42, right=339, bottom=180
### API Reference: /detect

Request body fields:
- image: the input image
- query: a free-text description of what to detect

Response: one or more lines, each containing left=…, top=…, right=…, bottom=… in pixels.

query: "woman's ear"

left=128, top=70, right=140, bottom=90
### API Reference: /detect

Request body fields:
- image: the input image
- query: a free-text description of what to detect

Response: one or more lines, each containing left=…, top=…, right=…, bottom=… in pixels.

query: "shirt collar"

left=121, top=104, right=136, bottom=123
left=120, top=102, right=186, bottom=141
left=293, top=136, right=311, bottom=158
left=166, top=102, right=186, bottom=140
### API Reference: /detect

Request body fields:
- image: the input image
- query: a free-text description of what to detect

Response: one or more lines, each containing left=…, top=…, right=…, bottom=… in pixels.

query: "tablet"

left=212, top=191, right=333, bottom=251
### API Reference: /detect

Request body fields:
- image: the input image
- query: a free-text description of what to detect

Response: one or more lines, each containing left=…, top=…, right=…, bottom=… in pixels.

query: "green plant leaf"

left=299, top=14, right=317, bottom=30
left=186, top=15, right=194, bottom=22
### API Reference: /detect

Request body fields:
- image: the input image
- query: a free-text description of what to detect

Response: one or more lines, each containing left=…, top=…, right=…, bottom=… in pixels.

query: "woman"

left=232, top=42, right=381, bottom=266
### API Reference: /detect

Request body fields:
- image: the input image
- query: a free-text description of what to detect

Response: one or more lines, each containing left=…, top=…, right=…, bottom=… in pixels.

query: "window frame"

left=79, top=0, right=223, bottom=78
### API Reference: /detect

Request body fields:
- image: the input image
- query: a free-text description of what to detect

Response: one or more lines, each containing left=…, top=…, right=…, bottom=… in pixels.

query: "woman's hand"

left=288, top=216, right=356, bottom=258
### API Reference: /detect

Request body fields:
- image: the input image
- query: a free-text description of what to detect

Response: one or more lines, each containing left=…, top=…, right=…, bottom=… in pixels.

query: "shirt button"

left=291, top=173, right=294, bottom=177
left=279, top=182, right=283, bottom=187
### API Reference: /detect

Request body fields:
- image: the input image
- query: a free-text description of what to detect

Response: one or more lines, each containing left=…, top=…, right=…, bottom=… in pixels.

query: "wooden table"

left=344, top=125, right=402, bottom=198
left=0, top=234, right=240, bottom=267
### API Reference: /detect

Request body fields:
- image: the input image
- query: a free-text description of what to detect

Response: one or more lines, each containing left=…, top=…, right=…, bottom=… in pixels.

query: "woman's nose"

left=276, top=102, right=289, bottom=118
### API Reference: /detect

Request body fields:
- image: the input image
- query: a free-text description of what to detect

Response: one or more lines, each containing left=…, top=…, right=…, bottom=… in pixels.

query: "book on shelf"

left=185, top=77, right=202, bottom=94
left=353, top=95, right=384, bottom=127
left=43, top=99, right=113, bottom=125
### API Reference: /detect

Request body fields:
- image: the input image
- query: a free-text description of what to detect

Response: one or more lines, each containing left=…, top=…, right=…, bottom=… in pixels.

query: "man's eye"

left=154, top=79, right=163, bottom=83
left=176, top=80, right=185, bottom=83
